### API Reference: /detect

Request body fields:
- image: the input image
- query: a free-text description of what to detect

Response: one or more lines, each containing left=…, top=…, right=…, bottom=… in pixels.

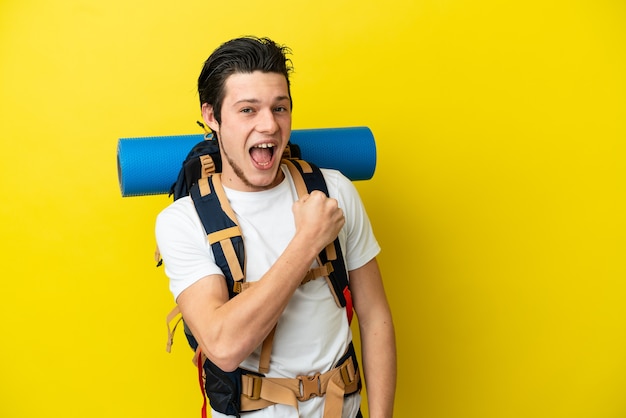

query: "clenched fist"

left=292, top=190, right=345, bottom=254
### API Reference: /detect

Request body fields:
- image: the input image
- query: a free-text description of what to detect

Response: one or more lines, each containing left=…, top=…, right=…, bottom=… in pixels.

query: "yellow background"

left=1, top=1, right=625, bottom=417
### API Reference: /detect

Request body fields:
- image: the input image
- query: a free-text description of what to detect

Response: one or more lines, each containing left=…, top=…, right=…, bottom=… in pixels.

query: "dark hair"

left=198, top=36, right=293, bottom=124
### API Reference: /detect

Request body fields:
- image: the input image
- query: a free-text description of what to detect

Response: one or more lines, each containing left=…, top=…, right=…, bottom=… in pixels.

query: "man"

left=156, top=36, right=396, bottom=418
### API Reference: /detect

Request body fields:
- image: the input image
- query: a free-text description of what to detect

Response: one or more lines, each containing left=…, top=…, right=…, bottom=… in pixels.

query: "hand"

left=292, top=190, right=345, bottom=253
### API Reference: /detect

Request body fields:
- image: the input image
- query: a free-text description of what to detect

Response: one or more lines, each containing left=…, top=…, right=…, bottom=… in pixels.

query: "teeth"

left=254, top=143, right=275, bottom=149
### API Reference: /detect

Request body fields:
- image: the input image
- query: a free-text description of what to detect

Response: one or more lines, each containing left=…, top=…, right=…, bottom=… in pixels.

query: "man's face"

left=202, top=71, right=292, bottom=191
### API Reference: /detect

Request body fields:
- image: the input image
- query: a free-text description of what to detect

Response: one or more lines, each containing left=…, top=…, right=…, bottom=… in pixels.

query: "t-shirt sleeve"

left=323, top=169, right=381, bottom=272
left=155, top=197, right=224, bottom=300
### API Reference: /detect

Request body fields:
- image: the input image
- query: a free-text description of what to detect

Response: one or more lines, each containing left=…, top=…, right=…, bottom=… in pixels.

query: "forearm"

left=215, top=237, right=318, bottom=357
left=180, top=232, right=320, bottom=371
left=360, top=316, right=397, bottom=418
left=350, top=258, right=397, bottom=418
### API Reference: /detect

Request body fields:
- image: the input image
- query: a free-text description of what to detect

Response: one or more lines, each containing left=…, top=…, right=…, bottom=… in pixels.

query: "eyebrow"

left=234, top=96, right=291, bottom=105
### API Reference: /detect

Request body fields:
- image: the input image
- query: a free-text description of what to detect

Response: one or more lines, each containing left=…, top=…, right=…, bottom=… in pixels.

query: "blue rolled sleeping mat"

left=117, top=126, right=377, bottom=197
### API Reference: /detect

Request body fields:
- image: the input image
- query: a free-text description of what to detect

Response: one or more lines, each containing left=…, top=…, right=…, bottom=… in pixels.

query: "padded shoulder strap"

left=282, top=159, right=353, bottom=322
left=190, top=173, right=245, bottom=298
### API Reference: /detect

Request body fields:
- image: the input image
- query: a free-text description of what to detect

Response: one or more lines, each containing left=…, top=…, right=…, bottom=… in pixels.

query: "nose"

left=256, top=108, right=279, bottom=134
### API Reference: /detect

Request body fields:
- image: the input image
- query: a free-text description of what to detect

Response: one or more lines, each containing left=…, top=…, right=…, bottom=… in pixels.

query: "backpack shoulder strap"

left=190, top=173, right=245, bottom=298
left=282, top=159, right=353, bottom=324
left=190, top=159, right=352, bottom=322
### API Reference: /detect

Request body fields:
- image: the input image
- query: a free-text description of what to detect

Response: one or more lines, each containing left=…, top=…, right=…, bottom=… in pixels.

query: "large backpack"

left=160, top=132, right=358, bottom=416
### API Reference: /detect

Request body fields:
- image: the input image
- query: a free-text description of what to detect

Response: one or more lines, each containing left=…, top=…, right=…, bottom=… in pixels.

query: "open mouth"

left=250, top=143, right=276, bottom=167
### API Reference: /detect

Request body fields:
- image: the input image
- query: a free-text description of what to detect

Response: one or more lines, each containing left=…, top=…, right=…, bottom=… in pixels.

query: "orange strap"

left=199, top=154, right=216, bottom=179
left=258, top=326, right=276, bottom=374
left=165, top=306, right=182, bottom=353
left=283, top=158, right=309, bottom=197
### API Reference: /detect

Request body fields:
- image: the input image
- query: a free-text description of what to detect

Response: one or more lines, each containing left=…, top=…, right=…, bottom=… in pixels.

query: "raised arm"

left=175, top=190, right=344, bottom=371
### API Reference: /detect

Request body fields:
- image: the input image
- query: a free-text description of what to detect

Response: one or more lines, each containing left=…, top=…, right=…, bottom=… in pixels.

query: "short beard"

left=225, top=150, right=256, bottom=189
left=218, top=135, right=282, bottom=190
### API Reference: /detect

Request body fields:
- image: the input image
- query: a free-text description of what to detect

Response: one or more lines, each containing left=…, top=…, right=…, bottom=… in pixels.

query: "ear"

left=201, top=103, right=219, bottom=132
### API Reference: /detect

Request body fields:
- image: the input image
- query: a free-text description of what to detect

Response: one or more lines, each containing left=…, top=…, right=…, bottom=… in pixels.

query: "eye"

left=240, top=107, right=253, bottom=114
left=274, top=106, right=289, bottom=113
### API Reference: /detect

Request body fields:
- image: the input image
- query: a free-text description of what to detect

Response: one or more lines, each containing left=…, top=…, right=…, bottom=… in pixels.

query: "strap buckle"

left=340, top=358, right=357, bottom=386
left=242, top=374, right=263, bottom=400
left=297, top=373, right=322, bottom=401
left=233, top=280, right=244, bottom=294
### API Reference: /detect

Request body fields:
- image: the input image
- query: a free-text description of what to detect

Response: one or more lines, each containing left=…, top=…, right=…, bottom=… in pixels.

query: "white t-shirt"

left=155, top=165, right=380, bottom=418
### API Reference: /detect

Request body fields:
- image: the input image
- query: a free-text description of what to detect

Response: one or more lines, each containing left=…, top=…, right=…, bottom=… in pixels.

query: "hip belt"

left=240, top=355, right=360, bottom=418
